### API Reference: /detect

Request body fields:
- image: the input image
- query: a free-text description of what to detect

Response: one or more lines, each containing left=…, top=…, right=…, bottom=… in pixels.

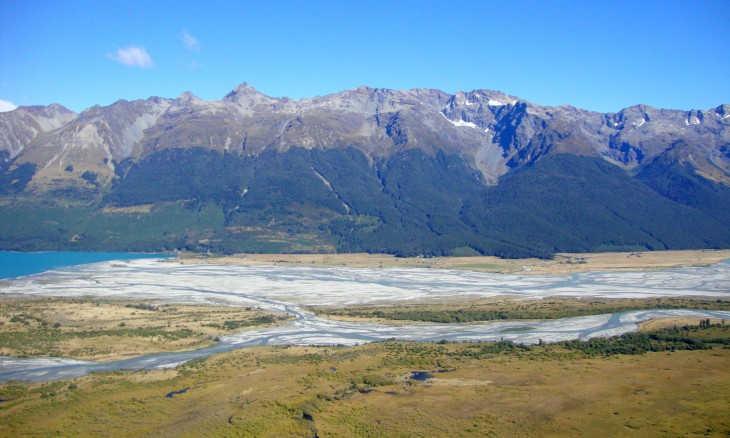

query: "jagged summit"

left=223, top=82, right=275, bottom=101
left=0, top=83, right=728, bottom=190
left=177, top=91, right=198, bottom=101
left=12, top=103, right=71, bottom=115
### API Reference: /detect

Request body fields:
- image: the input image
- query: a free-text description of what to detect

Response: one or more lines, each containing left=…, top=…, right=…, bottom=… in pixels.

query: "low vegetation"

left=558, top=322, right=729, bottom=355
left=0, top=321, right=728, bottom=436
left=314, top=297, right=730, bottom=323
left=0, top=298, right=291, bottom=361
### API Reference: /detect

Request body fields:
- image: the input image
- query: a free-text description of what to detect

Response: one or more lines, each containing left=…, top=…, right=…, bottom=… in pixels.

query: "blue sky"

left=1, top=0, right=728, bottom=113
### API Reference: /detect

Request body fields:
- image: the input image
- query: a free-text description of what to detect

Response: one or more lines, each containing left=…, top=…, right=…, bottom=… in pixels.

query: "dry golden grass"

left=0, top=342, right=728, bottom=437
left=319, top=349, right=730, bottom=437
left=100, top=204, right=154, bottom=214
left=0, top=297, right=289, bottom=361
left=178, top=249, right=730, bottom=275
left=640, top=317, right=727, bottom=332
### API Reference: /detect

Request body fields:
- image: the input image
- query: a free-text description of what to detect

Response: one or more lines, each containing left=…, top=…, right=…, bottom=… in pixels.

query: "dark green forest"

left=1, top=146, right=729, bottom=257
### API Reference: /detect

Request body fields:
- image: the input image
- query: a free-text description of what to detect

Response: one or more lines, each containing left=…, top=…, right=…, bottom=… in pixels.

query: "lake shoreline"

left=0, top=251, right=174, bottom=280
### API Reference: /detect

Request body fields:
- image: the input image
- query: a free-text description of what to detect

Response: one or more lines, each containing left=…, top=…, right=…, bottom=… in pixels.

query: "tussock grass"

left=0, top=297, right=290, bottom=361
left=1, top=324, right=728, bottom=437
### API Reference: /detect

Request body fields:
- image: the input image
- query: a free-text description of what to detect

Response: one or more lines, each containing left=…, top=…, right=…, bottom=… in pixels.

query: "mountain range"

left=1, top=83, right=729, bottom=257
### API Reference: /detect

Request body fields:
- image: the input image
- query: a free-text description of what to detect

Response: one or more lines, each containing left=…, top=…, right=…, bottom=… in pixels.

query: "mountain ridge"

left=1, top=83, right=729, bottom=257
left=3, top=83, right=728, bottom=186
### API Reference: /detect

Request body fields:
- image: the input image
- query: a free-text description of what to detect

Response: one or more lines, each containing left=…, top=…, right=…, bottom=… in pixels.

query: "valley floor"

left=0, top=250, right=728, bottom=436
left=0, top=334, right=728, bottom=437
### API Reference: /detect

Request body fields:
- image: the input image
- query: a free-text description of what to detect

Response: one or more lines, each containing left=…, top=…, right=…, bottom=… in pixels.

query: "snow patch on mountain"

left=440, top=112, right=478, bottom=128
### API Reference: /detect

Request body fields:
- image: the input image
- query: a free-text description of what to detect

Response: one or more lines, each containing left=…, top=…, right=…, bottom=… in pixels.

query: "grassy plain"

left=0, top=298, right=289, bottom=361
left=0, top=328, right=728, bottom=437
left=179, top=248, right=730, bottom=274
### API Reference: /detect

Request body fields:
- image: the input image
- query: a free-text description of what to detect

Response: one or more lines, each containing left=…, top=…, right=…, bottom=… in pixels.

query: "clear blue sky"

left=1, top=0, right=728, bottom=113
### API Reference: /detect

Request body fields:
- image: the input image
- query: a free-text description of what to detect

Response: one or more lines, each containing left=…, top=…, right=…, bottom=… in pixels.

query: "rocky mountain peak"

left=715, top=104, right=730, bottom=115
left=0, top=103, right=79, bottom=159
left=441, top=89, right=520, bottom=116
left=1, top=83, right=729, bottom=193
left=16, top=103, right=78, bottom=126
left=175, top=91, right=201, bottom=106
left=44, top=103, right=75, bottom=115
left=473, top=89, right=519, bottom=107
left=223, top=82, right=275, bottom=102
left=221, top=83, right=281, bottom=117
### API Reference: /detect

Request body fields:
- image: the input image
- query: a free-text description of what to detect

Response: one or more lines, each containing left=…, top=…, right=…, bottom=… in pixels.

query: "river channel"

left=1, top=258, right=729, bottom=382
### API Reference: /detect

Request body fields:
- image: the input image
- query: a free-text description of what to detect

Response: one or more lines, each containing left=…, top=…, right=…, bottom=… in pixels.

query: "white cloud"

left=107, top=46, right=154, bottom=68
left=0, top=99, right=17, bottom=112
left=182, top=31, right=201, bottom=51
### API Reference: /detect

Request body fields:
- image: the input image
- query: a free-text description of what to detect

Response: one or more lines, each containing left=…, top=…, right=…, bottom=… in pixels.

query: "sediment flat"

left=0, top=256, right=728, bottom=378
left=178, top=249, right=730, bottom=275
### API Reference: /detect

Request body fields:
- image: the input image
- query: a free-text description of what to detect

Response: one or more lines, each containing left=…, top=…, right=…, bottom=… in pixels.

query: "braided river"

left=1, top=258, right=729, bottom=382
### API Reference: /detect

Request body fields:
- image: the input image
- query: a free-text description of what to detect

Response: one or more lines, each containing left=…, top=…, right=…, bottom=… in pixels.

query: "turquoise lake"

left=0, top=251, right=174, bottom=279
